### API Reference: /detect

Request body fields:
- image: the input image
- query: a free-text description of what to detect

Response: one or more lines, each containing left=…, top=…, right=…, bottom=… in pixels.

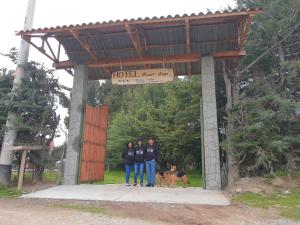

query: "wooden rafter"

left=213, top=50, right=246, bottom=58
left=66, top=40, right=237, bottom=55
left=22, top=35, right=73, bottom=76
left=53, top=50, right=245, bottom=70
left=69, top=29, right=98, bottom=60
left=124, top=23, right=144, bottom=57
left=238, top=14, right=254, bottom=49
left=44, top=38, right=57, bottom=61
left=90, top=31, right=111, bottom=74
left=22, top=35, right=56, bottom=62
left=185, top=18, right=192, bottom=76
left=53, top=53, right=201, bottom=69
left=70, top=29, right=112, bottom=74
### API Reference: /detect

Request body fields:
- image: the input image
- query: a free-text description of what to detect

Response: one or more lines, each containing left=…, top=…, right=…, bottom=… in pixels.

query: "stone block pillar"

left=64, top=64, right=88, bottom=185
left=201, top=56, right=221, bottom=190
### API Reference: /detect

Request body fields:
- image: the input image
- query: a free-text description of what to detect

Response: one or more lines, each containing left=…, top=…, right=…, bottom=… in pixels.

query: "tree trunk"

left=32, top=164, right=44, bottom=182
left=222, top=61, right=240, bottom=188
left=278, top=43, right=286, bottom=90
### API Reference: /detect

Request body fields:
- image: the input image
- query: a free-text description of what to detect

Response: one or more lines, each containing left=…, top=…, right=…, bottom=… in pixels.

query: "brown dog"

left=156, top=171, right=171, bottom=187
left=169, top=165, right=189, bottom=188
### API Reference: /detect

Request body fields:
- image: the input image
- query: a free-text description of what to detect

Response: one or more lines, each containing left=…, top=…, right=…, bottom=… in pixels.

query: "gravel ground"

left=0, top=198, right=299, bottom=225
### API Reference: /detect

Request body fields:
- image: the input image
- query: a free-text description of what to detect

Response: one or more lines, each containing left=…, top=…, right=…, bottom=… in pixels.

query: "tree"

left=220, top=0, right=300, bottom=185
left=105, top=77, right=202, bottom=170
left=0, top=49, right=68, bottom=181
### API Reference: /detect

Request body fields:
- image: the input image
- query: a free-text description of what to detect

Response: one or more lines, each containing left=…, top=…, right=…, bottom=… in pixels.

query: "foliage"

left=231, top=89, right=300, bottom=176
left=224, top=0, right=300, bottom=177
left=0, top=49, right=68, bottom=181
left=103, top=77, right=201, bottom=170
left=232, top=190, right=300, bottom=220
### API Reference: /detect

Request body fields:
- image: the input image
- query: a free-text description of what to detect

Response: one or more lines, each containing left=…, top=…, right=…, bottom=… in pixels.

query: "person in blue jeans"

left=133, top=138, right=145, bottom=187
left=145, top=138, right=159, bottom=187
left=121, top=141, right=135, bottom=186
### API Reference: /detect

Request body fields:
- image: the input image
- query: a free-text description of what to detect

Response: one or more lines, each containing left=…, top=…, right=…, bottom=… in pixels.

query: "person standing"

left=133, top=138, right=145, bottom=187
left=145, top=138, right=159, bottom=187
left=122, top=141, right=135, bottom=186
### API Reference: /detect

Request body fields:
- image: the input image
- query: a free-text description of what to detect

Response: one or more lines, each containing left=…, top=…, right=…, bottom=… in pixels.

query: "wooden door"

left=80, top=104, right=108, bottom=182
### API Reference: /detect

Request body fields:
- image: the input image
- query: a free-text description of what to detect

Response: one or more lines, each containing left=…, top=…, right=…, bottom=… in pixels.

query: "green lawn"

left=9, top=169, right=203, bottom=187
left=0, top=186, right=21, bottom=198
left=96, top=169, right=203, bottom=187
left=232, top=190, right=300, bottom=221
left=11, top=171, right=59, bottom=184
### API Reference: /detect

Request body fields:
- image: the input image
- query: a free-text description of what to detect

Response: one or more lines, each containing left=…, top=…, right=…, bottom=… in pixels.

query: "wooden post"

left=7, top=145, right=43, bottom=190
left=18, top=150, right=27, bottom=190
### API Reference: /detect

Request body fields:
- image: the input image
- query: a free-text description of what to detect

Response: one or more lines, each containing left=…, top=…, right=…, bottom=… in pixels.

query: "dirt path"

left=0, top=198, right=298, bottom=225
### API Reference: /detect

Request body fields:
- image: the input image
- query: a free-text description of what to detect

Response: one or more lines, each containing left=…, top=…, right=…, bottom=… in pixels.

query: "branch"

left=240, top=22, right=300, bottom=74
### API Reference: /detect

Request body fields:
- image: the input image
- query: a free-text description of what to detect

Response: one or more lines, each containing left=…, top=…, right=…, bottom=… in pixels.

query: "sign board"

left=112, top=68, right=174, bottom=85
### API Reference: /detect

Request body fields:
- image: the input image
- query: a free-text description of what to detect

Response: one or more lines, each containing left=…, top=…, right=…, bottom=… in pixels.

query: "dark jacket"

left=134, top=145, right=145, bottom=163
left=145, top=144, right=159, bottom=161
left=122, top=147, right=135, bottom=164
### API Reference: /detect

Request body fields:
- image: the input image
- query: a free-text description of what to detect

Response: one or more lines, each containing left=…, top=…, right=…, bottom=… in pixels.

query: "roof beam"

left=239, top=14, right=254, bottom=48
left=185, top=18, right=192, bottom=76
left=53, top=50, right=246, bottom=70
left=53, top=53, right=201, bottom=69
left=65, top=38, right=237, bottom=55
left=69, top=29, right=98, bottom=60
left=124, top=23, right=144, bottom=57
left=87, top=54, right=200, bottom=68
left=213, top=50, right=246, bottom=58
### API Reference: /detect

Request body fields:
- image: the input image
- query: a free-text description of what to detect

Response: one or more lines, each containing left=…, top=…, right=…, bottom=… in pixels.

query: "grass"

left=0, top=186, right=21, bottom=198
left=95, top=169, right=203, bottom=187
left=232, top=190, right=300, bottom=221
left=51, top=204, right=106, bottom=214
left=11, top=171, right=59, bottom=184
left=42, top=171, right=59, bottom=182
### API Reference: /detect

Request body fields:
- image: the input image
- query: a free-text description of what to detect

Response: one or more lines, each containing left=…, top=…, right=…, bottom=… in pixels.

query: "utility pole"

left=0, top=0, right=36, bottom=185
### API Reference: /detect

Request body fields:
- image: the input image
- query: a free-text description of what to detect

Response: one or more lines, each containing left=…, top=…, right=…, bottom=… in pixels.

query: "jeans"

left=134, top=162, right=144, bottom=184
left=125, top=164, right=133, bottom=184
left=145, top=159, right=156, bottom=186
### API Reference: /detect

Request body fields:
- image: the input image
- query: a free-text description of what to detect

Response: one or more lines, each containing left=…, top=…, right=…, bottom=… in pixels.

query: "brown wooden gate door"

left=80, top=104, right=109, bottom=182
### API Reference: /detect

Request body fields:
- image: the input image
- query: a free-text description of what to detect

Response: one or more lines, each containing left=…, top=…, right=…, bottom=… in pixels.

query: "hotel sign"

left=112, top=68, right=174, bottom=85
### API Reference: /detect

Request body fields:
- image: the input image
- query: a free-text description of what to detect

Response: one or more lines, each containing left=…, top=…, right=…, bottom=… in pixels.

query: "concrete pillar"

left=201, top=56, right=221, bottom=190
left=0, top=0, right=36, bottom=185
left=64, top=64, right=88, bottom=185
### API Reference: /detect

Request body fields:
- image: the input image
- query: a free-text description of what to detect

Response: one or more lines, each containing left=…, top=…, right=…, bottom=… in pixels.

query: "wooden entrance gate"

left=79, top=104, right=109, bottom=182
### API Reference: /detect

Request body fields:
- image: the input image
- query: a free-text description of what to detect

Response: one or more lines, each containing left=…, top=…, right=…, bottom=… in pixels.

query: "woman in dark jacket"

left=134, top=138, right=145, bottom=186
left=122, top=141, right=135, bottom=186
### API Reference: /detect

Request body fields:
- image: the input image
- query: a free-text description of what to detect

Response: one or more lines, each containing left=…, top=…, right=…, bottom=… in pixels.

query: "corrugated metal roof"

left=17, top=8, right=261, bottom=35
left=18, top=8, right=262, bottom=79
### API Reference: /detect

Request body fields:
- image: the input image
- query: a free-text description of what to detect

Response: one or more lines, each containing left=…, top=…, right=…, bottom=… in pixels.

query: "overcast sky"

left=0, top=0, right=235, bottom=145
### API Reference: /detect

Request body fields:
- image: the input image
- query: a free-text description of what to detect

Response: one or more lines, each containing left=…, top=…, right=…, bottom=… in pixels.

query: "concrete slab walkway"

left=22, top=184, right=230, bottom=205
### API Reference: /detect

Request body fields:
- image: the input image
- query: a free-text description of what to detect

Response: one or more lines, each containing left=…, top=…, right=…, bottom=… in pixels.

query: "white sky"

left=0, top=0, right=235, bottom=145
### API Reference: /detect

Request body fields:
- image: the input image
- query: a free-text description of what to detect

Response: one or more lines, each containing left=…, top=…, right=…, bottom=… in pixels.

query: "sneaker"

left=146, top=183, right=151, bottom=187
left=125, top=183, right=131, bottom=186
left=133, top=182, right=137, bottom=186
left=140, top=183, right=143, bottom=187
left=151, top=184, right=155, bottom=187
